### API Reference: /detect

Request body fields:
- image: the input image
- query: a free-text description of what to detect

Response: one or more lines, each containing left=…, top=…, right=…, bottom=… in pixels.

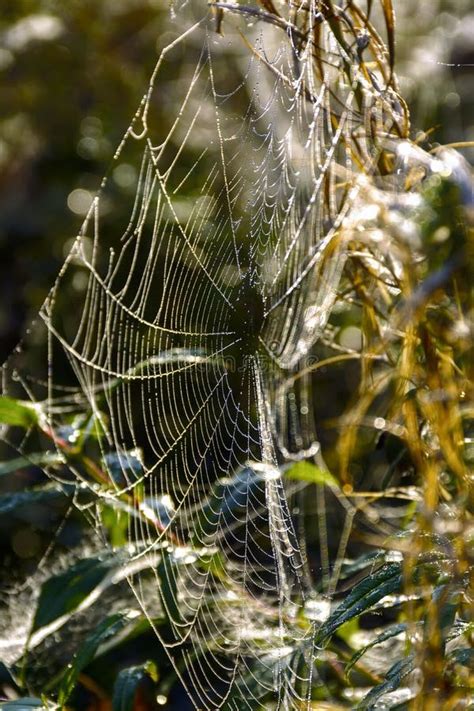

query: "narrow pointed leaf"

left=112, top=662, right=158, bottom=711
left=449, top=648, right=474, bottom=668
left=32, top=553, right=122, bottom=632
left=0, top=701, right=46, bottom=711
left=315, top=563, right=403, bottom=645
left=0, top=452, right=64, bottom=477
left=285, top=461, right=339, bottom=488
left=0, top=486, right=71, bottom=516
left=58, top=614, right=129, bottom=704
left=0, top=396, right=38, bottom=428
left=357, top=656, right=415, bottom=710
left=346, top=623, right=407, bottom=676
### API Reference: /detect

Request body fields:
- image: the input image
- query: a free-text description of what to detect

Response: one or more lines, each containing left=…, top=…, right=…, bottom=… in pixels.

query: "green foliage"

left=346, top=623, right=408, bottom=677
left=357, top=656, right=415, bottom=710
left=285, top=461, right=339, bottom=488
left=112, top=662, right=158, bottom=711
left=0, top=700, right=48, bottom=711
left=0, top=397, right=38, bottom=429
left=315, top=563, right=403, bottom=646
left=32, top=553, right=123, bottom=632
left=0, top=485, right=72, bottom=516
left=57, top=614, right=131, bottom=706
left=0, top=453, right=63, bottom=477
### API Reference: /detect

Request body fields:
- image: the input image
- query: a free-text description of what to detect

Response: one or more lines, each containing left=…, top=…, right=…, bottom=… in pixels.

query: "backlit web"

left=1, top=1, right=408, bottom=707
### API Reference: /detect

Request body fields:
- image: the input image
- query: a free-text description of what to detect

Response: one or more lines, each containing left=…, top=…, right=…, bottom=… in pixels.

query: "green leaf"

left=58, top=614, right=129, bottom=705
left=285, top=461, right=339, bottom=488
left=357, top=656, right=415, bottom=710
left=446, top=620, right=473, bottom=643
left=32, top=552, right=122, bottom=632
left=346, top=623, right=407, bottom=676
left=0, top=486, right=71, bottom=516
left=112, top=661, right=158, bottom=711
left=0, top=700, right=47, bottom=711
left=0, top=396, right=38, bottom=428
left=191, top=466, right=266, bottom=545
left=102, top=449, right=143, bottom=485
left=449, top=648, right=474, bottom=668
left=222, top=646, right=297, bottom=708
left=197, top=549, right=226, bottom=580
left=339, top=551, right=387, bottom=580
left=0, top=452, right=64, bottom=477
left=101, top=504, right=130, bottom=548
left=315, top=563, right=403, bottom=645
left=157, top=548, right=183, bottom=631
left=433, top=583, right=463, bottom=644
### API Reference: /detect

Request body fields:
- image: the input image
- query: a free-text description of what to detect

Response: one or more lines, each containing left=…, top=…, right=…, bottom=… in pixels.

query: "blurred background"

left=0, top=0, right=472, bottom=362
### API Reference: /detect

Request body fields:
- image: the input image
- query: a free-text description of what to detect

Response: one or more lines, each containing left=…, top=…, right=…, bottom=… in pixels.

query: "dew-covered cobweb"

left=1, top=1, right=409, bottom=707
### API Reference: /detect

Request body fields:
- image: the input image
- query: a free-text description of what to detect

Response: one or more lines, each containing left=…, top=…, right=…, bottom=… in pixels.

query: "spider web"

left=1, top=1, right=408, bottom=707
